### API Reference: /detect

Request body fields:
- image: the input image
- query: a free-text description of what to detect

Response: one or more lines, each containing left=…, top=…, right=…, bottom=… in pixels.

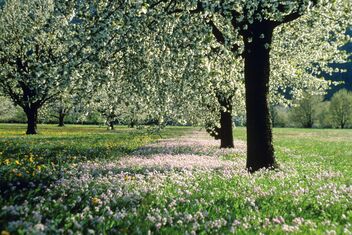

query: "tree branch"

left=273, top=0, right=319, bottom=26
left=207, top=20, right=241, bottom=54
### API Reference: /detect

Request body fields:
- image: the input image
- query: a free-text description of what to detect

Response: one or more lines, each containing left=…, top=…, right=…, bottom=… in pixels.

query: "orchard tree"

left=200, top=10, right=347, bottom=147
left=89, top=36, right=157, bottom=130
left=56, top=98, right=72, bottom=127
left=0, top=0, right=148, bottom=134
left=91, top=80, right=149, bottom=130
left=80, top=1, right=349, bottom=154
left=0, top=0, right=81, bottom=134
left=143, top=0, right=352, bottom=171
left=127, top=11, right=245, bottom=148
left=42, top=93, right=78, bottom=127
left=137, top=3, right=348, bottom=149
left=330, top=89, right=352, bottom=129
left=201, top=53, right=245, bottom=148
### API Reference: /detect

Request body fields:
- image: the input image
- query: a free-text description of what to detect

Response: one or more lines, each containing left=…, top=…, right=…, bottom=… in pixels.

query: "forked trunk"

left=243, top=22, right=276, bottom=172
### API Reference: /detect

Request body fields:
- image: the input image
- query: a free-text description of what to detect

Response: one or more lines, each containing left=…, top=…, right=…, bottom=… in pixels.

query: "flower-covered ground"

left=0, top=124, right=351, bottom=234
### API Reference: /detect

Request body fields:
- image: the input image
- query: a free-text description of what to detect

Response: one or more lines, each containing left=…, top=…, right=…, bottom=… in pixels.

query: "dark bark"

left=305, top=111, right=314, bottom=128
left=205, top=123, right=221, bottom=139
left=129, top=120, right=135, bottom=128
left=205, top=96, right=234, bottom=148
left=243, top=22, right=276, bottom=172
left=58, top=113, right=66, bottom=127
left=217, top=95, right=234, bottom=148
left=219, top=108, right=234, bottom=148
left=303, top=120, right=313, bottom=128
left=25, top=108, right=38, bottom=135
left=109, top=121, right=114, bottom=130
left=341, top=121, right=345, bottom=129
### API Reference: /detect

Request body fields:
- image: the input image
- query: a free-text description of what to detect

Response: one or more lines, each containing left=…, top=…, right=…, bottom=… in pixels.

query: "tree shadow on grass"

left=131, top=143, right=246, bottom=158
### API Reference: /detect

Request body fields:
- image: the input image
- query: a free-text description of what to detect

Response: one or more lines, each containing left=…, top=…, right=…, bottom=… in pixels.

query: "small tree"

left=270, top=105, right=289, bottom=128
left=330, top=89, right=352, bottom=129
left=42, top=93, right=76, bottom=127
left=290, top=94, right=322, bottom=128
left=315, top=101, right=331, bottom=128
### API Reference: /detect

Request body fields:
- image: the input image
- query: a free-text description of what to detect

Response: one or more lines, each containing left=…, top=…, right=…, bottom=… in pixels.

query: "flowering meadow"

left=1, top=124, right=352, bottom=234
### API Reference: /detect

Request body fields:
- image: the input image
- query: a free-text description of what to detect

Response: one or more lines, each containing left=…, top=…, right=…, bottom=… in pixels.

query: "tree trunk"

left=243, top=22, right=276, bottom=172
left=219, top=108, right=234, bottom=148
left=110, top=121, right=114, bottom=130
left=306, top=114, right=313, bottom=128
left=341, top=121, right=345, bottom=129
left=205, top=96, right=234, bottom=148
left=217, top=95, right=234, bottom=148
left=304, top=121, right=313, bottom=128
left=58, top=113, right=65, bottom=127
left=129, top=121, right=135, bottom=128
left=25, top=108, right=38, bottom=135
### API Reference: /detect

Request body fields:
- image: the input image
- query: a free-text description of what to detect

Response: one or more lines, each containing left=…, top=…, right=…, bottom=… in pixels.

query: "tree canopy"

left=0, top=0, right=351, bottom=171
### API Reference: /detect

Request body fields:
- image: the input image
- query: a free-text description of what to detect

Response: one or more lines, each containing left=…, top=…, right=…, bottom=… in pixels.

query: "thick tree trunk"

left=25, top=108, right=38, bottom=135
left=58, top=113, right=65, bottom=127
left=219, top=108, right=234, bottom=148
left=243, top=23, right=276, bottom=172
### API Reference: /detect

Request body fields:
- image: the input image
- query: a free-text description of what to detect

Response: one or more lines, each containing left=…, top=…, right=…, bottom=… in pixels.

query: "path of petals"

left=123, top=131, right=247, bottom=170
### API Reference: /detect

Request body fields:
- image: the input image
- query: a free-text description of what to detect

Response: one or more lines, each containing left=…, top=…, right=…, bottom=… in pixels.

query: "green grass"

left=0, top=124, right=191, bottom=202
left=1, top=124, right=352, bottom=234
left=0, top=124, right=187, bottom=172
left=234, top=127, right=352, bottom=178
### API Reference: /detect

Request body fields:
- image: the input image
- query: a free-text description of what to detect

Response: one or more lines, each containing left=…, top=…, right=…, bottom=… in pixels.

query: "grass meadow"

left=0, top=124, right=351, bottom=234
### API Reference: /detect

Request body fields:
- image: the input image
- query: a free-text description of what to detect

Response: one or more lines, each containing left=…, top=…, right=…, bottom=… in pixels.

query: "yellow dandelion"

left=15, top=160, right=20, bottom=165
left=1, top=230, right=10, bottom=235
left=4, top=159, right=10, bottom=165
left=16, top=173, right=22, bottom=177
left=91, top=197, right=100, bottom=206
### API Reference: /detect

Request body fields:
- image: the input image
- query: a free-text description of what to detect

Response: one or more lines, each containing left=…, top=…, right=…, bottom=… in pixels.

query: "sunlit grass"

left=1, top=125, right=352, bottom=234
